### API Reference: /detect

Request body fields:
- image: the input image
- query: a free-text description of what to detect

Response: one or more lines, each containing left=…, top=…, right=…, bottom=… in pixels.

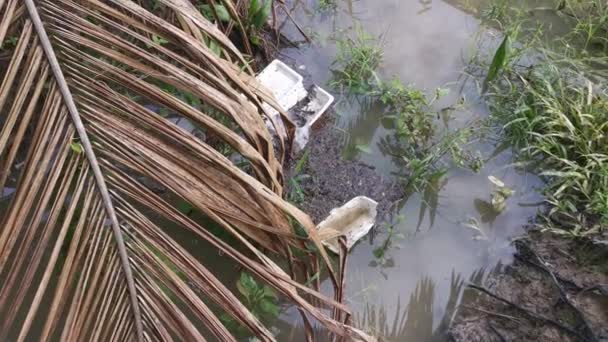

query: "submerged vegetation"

left=331, top=29, right=482, bottom=198
left=377, top=81, right=482, bottom=194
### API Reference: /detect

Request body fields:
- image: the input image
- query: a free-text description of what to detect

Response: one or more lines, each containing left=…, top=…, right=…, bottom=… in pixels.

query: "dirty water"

left=275, top=0, right=547, bottom=340
left=0, top=1, right=569, bottom=341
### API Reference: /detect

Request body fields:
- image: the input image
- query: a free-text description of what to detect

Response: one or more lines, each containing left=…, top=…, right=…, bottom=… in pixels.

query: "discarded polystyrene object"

left=256, top=60, right=334, bottom=150
left=303, top=86, right=334, bottom=127
left=1, top=187, right=15, bottom=200
left=294, top=126, right=310, bottom=153
left=256, top=60, right=307, bottom=138
left=293, top=86, right=335, bottom=151
left=256, top=59, right=305, bottom=138
left=316, top=196, right=378, bottom=254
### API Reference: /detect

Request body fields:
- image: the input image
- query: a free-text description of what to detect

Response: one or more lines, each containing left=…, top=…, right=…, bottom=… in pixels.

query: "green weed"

left=221, top=272, right=280, bottom=336
left=247, top=0, right=273, bottom=45
left=489, top=62, right=608, bottom=232
left=378, top=79, right=483, bottom=193
left=198, top=4, right=232, bottom=23
left=559, top=0, right=608, bottom=54
left=379, top=79, right=435, bottom=147
left=329, top=27, right=383, bottom=93
left=0, top=36, right=18, bottom=51
left=476, top=0, right=608, bottom=234
left=287, top=150, right=311, bottom=205
left=371, top=216, right=406, bottom=268
left=319, top=0, right=336, bottom=11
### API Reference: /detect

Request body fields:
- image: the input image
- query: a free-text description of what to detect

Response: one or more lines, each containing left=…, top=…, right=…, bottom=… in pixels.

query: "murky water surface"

left=0, top=1, right=558, bottom=340
left=276, top=1, right=546, bottom=340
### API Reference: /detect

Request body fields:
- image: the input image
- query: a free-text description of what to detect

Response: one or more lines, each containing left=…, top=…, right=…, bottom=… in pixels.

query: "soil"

left=448, top=230, right=608, bottom=342
left=285, top=112, right=403, bottom=224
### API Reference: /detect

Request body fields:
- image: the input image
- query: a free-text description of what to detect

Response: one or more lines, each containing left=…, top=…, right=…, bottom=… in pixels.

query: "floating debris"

left=317, top=196, right=378, bottom=254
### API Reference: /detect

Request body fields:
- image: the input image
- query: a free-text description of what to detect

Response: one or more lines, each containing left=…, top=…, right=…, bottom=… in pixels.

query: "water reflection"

left=279, top=0, right=545, bottom=340
left=357, top=271, right=463, bottom=342
left=334, top=94, right=386, bottom=160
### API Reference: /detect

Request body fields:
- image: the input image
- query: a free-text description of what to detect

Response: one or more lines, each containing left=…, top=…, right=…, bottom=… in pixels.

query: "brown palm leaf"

left=0, top=0, right=372, bottom=340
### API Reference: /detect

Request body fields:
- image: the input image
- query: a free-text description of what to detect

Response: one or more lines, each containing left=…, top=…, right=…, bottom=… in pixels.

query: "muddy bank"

left=285, top=113, right=403, bottom=224
left=449, top=230, right=608, bottom=342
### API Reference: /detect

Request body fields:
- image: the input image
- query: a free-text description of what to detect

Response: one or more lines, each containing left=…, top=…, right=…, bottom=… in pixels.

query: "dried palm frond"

left=0, top=0, right=372, bottom=340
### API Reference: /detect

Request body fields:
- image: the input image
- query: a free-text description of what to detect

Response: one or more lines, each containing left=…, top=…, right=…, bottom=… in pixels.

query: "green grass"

left=329, top=27, right=383, bottom=93
left=559, top=0, right=608, bottom=54
left=488, top=64, right=608, bottom=233
left=479, top=0, right=608, bottom=235
left=287, top=150, right=311, bottom=205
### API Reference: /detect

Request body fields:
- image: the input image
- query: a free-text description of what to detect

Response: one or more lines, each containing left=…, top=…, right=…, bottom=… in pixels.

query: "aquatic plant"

left=489, top=63, right=608, bottom=234
left=463, top=176, right=514, bottom=241
left=371, top=216, right=406, bottom=267
left=330, top=26, right=384, bottom=93
left=379, top=79, right=435, bottom=147
left=480, top=0, right=608, bottom=58
left=378, top=79, right=483, bottom=194
left=0, top=1, right=372, bottom=341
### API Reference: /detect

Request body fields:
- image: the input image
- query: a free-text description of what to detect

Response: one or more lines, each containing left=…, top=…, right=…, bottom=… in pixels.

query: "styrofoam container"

left=316, top=196, right=378, bottom=254
left=256, top=59, right=307, bottom=117
left=256, top=60, right=334, bottom=150
left=303, top=86, right=334, bottom=127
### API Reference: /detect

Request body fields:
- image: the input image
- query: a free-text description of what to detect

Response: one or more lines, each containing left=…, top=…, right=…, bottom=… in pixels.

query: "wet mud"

left=285, top=112, right=403, bottom=224
left=449, top=231, right=608, bottom=342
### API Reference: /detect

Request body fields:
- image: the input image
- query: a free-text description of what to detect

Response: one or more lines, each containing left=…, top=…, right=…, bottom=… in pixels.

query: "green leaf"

left=236, top=279, right=248, bottom=297
left=356, top=144, right=372, bottom=154
left=261, top=285, right=277, bottom=300
left=208, top=38, right=222, bottom=57
left=483, top=34, right=510, bottom=92
left=70, top=141, right=83, bottom=154
left=237, top=273, right=257, bottom=297
left=373, top=246, right=385, bottom=259
left=303, top=272, right=320, bottom=286
left=158, top=107, right=170, bottom=117
left=176, top=200, right=193, bottom=215
left=198, top=4, right=231, bottom=22
left=259, top=299, right=279, bottom=318
left=152, top=34, right=168, bottom=46
left=214, top=5, right=232, bottom=22
left=248, top=0, right=261, bottom=21
left=252, top=0, right=272, bottom=29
